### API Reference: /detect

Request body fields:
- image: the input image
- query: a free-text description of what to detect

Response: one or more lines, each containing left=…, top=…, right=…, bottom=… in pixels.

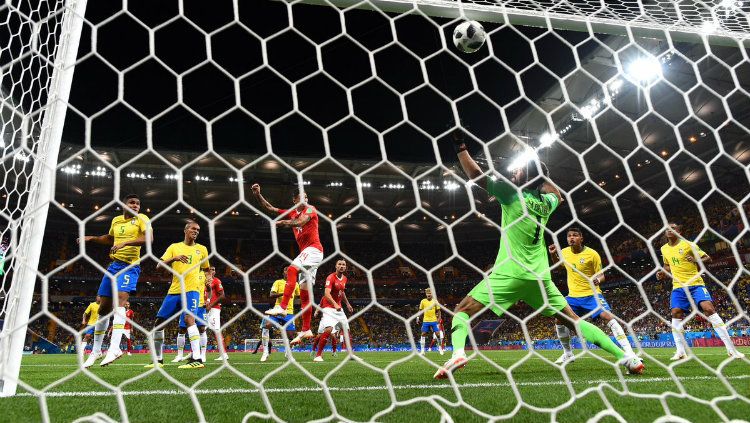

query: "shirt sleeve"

left=294, top=284, right=300, bottom=296
left=160, top=244, right=173, bottom=262
left=592, top=250, right=602, bottom=274
left=85, top=304, right=91, bottom=314
left=690, top=242, right=707, bottom=258
left=541, top=192, right=560, bottom=214
left=419, top=300, right=424, bottom=310
left=271, top=281, right=280, bottom=294
left=201, top=246, right=210, bottom=270
left=486, top=176, right=519, bottom=204
left=277, top=209, right=287, bottom=216
left=108, top=219, right=116, bottom=236
left=137, top=214, right=150, bottom=233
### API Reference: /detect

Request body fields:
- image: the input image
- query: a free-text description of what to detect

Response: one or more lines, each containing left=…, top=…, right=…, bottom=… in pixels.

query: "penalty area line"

left=14, top=375, right=750, bottom=398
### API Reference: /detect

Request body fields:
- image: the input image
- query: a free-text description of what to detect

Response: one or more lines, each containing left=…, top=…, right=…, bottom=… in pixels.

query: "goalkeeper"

left=434, top=133, right=644, bottom=379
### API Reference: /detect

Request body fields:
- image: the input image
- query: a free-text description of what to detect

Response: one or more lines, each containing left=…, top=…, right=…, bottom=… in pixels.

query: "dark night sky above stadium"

left=62, top=0, right=590, bottom=162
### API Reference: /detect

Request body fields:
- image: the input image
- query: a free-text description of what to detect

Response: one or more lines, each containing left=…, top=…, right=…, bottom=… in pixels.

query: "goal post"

left=0, top=0, right=88, bottom=397
left=302, top=0, right=750, bottom=45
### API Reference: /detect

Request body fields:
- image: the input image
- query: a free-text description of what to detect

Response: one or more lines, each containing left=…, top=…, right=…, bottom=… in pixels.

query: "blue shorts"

left=671, top=286, right=713, bottom=311
left=97, top=261, right=140, bottom=297
left=180, top=306, right=207, bottom=328
left=156, top=292, right=200, bottom=321
left=261, top=315, right=296, bottom=331
left=83, top=326, right=94, bottom=336
left=421, top=322, right=440, bottom=333
left=566, top=294, right=611, bottom=319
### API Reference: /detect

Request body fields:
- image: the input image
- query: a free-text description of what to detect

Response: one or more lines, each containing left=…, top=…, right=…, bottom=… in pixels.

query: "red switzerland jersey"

left=124, top=309, right=134, bottom=330
left=321, top=272, right=347, bottom=309
left=279, top=206, right=323, bottom=253
left=209, top=277, right=224, bottom=310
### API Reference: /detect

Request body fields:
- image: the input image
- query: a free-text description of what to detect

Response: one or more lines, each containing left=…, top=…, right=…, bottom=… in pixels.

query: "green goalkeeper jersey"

left=486, top=176, right=560, bottom=281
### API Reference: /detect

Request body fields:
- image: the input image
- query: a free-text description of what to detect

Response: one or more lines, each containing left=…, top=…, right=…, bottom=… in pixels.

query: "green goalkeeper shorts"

left=468, top=276, right=567, bottom=317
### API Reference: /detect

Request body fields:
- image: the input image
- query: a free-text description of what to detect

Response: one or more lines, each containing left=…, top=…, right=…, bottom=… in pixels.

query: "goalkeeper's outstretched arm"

left=451, top=132, right=487, bottom=191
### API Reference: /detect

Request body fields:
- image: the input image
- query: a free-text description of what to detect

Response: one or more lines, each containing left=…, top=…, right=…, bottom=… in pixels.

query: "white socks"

left=707, top=313, right=736, bottom=353
left=177, top=333, right=186, bottom=356
left=80, top=341, right=87, bottom=353
left=154, top=329, right=165, bottom=361
left=607, top=319, right=634, bottom=355
left=92, top=319, right=110, bottom=354
left=672, top=318, right=687, bottom=355
left=419, top=336, right=425, bottom=353
left=187, top=325, right=201, bottom=360
left=556, top=325, right=572, bottom=354
left=438, top=331, right=444, bottom=352
left=200, top=331, right=208, bottom=361
left=109, top=306, right=126, bottom=353
left=261, top=328, right=270, bottom=353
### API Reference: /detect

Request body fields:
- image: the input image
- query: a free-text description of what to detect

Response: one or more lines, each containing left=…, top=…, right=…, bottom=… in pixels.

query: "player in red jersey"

left=428, top=318, right=446, bottom=355
left=314, top=259, right=353, bottom=362
left=252, top=184, right=324, bottom=345
left=123, top=302, right=134, bottom=356
left=205, top=266, right=229, bottom=361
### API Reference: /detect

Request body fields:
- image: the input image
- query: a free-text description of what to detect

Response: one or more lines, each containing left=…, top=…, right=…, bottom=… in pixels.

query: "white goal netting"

left=0, top=0, right=749, bottom=421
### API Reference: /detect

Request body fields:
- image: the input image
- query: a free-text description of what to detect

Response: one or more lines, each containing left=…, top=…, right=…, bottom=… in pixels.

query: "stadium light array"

left=194, top=175, right=211, bottom=182
left=327, top=181, right=343, bottom=187
left=164, top=173, right=179, bottom=180
left=627, top=57, right=662, bottom=83
left=14, top=152, right=30, bottom=163
left=126, top=172, right=153, bottom=179
left=507, top=148, right=539, bottom=171
left=61, top=164, right=82, bottom=174
left=228, top=176, right=243, bottom=183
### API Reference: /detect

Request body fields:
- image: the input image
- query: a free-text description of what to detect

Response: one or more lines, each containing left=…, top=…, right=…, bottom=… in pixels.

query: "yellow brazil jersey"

left=161, top=242, right=210, bottom=295
left=84, top=302, right=99, bottom=325
left=561, top=246, right=603, bottom=297
left=419, top=299, right=440, bottom=322
left=198, top=271, right=206, bottom=307
left=271, top=279, right=300, bottom=314
left=109, top=213, right=150, bottom=264
left=661, top=240, right=706, bottom=289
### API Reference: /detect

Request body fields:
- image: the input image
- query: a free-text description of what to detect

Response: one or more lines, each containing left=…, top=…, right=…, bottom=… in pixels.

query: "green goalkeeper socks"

left=578, top=320, right=625, bottom=360
left=451, top=312, right=470, bottom=356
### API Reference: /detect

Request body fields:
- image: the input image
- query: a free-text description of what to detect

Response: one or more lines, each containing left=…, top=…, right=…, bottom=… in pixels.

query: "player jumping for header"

left=78, top=194, right=152, bottom=368
left=252, top=184, right=324, bottom=346
left=434, top=134, right=644, bottom=379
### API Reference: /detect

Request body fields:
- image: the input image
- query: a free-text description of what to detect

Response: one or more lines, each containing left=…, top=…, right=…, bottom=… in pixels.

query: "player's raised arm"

left=77, top=233, right=113, bottom=245
left=548, top=244, right=560, bottom=263
left=277, top=207, right=313, bottom=228
left=540, top=181, right=563, bottom=206
left=592, top=250, right=605, bottom=285
left=451, top=131, right=487, bottom=191
left=251, top=183, right=280, bottom=214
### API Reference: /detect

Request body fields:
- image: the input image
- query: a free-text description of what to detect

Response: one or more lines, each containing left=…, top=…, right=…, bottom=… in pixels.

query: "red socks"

left=300, top=289, right=312, bottom=331
left=279, top=267, right=299, bottom=310
left=316, top=332, right=330, bottom=357
left=127, top=337, right=132, bottom=353
left=331, top=335, right=337, bottom=353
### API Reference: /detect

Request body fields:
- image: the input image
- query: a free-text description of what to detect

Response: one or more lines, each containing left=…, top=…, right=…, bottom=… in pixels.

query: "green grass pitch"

left=3, top=348, right=749, bottom=422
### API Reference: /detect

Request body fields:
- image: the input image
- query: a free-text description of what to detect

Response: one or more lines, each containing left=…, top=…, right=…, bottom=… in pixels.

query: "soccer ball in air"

left=452, top=20, right=486, bottom=53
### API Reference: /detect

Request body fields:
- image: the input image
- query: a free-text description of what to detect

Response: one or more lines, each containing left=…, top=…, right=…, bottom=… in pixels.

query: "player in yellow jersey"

left=172, top=269, right=209, bottom=363
left=80, top=296, right=101, bottom=354
left=656, top=223, right=744, bottom=360
left=79, top=194, right=152, bottom=368
left=418, top=288, right=443, bottom=355
left=257, top=267, right=300, bottom=362
left=549, top=227, right=634, bottom=364
left=145, top=220, right=210, bottom=369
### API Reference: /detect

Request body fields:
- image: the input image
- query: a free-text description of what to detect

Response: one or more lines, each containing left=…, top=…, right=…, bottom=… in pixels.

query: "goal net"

left=0, top=0, right=749, bottom=421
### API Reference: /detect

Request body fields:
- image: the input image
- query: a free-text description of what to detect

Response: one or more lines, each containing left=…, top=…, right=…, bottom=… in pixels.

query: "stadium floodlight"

left=701, top=20, right=719, bottom=33
left=507, top=148, right=539, bottom=171
left=539, top=132, right=556, bottom=148
left=627, top=57, right=662, bottom=82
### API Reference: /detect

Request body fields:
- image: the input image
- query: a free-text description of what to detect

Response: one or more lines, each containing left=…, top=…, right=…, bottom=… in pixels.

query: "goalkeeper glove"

left=451, top=129, right=467, bottom=154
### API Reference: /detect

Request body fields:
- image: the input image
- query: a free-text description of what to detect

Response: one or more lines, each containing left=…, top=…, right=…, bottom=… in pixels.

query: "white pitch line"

left=13, top=375, right=750, bottom=398
left=19, top=352, right=743, bottom=367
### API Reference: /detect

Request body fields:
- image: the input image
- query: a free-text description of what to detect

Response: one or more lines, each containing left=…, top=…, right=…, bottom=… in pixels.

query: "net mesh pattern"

left=0, top=0, right=748, bottom=421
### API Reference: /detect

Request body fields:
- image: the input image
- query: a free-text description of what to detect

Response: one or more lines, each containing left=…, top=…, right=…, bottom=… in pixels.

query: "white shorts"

left=317, top=308, right=348, bottom=334
left=292, top=246, right=324, bottom=285
left=123, top=329, right=131, bottom=339
left=208, top=308, right=221, bottom=331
